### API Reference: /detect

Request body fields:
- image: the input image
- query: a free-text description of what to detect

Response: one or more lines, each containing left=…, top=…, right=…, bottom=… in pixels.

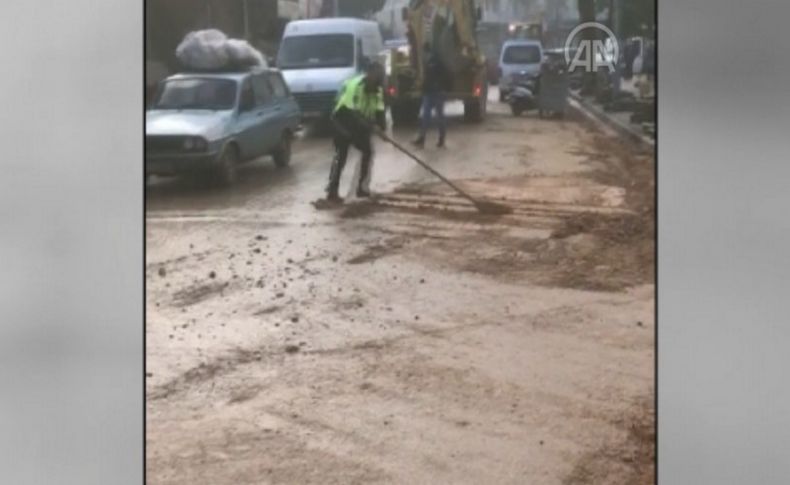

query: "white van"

left=277, top=18, right=384, bottom=120
left=498, top=39, right=543, bottom=102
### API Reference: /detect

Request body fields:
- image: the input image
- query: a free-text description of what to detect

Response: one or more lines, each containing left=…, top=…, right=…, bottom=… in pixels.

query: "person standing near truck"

left=326, top=62, right=387, bottom=202
left=413, top=43, right=449, bottom=149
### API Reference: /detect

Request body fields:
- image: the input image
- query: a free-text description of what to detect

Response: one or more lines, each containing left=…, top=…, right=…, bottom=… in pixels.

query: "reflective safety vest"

left=333, top=74, right=385, bottom=120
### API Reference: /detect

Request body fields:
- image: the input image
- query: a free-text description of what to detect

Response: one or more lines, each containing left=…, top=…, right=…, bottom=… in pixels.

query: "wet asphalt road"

left=145, top=91, right=656, bottom=485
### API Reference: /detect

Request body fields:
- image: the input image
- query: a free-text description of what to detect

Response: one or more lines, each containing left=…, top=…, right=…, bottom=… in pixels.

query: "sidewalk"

left=568, top=88, right=656, bottom=148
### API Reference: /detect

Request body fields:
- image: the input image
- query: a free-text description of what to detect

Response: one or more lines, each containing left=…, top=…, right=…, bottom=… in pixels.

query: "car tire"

left=272, top=132, right=292, bottom=168
left=216, top=144, right=239, bottom=186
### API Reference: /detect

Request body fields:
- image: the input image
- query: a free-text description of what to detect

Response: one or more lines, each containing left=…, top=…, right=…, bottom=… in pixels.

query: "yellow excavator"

left=385, top=0, right=488, bottom=126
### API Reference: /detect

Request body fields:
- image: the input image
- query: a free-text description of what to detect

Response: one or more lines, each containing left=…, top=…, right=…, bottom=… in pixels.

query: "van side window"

left=252, top=74, right=273, bottom=105
left=268, top=73, right=289, bottom=99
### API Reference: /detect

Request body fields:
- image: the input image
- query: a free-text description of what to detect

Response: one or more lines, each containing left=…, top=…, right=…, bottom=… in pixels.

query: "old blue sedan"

left=146, top=67, right=301, bottom=185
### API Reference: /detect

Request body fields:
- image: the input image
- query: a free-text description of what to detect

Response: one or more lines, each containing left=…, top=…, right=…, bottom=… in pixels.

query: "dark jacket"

left=422, top=52, right=449, bottom=94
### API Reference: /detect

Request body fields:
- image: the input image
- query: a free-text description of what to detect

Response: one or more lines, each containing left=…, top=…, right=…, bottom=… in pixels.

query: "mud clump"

left=347, top=239, right=405, bottom=265
left=563, top=398, right=654, bottom=485
left=537, top=211, right=654, bottom=291
left=348, top=245, right=389, bottom=265
left=172, top=281, right=229, bottom=307
left=339, top=201, right=379, bottom=219
left=284, top=345, right=300, bottom=354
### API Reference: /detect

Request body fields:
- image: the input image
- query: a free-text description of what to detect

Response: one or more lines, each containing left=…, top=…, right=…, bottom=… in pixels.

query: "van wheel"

left=216, top=144, right=239, bottom=186
left=273, top=132, right=292, bottom=168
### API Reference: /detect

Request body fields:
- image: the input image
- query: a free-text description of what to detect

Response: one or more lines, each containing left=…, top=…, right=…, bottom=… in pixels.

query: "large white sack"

left=176, top=29, right=266, bottom=70
left=176, top=29, right=229, bottom=70
left=226, top=38, right=267, bottom=68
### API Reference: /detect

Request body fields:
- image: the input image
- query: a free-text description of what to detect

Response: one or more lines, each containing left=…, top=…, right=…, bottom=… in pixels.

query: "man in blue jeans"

left=413, top=43, right=448, bottom=149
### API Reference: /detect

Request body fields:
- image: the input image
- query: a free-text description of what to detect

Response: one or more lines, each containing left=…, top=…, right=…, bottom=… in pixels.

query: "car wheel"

left=216, top=144, right=239, bottom=186
left=510, top=104, right=523, bottom=116
left=273, top=132, right=292, bottom=168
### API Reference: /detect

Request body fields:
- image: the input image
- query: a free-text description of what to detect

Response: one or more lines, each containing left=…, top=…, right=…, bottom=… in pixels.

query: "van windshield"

left=503, top=45, right=541, bottom=64
left=278, top=34, right=355, bottom=69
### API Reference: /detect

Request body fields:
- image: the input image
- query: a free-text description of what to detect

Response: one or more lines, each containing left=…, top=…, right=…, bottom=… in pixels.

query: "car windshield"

left=278, top=34, right=354, bottom=69
left=503, top=45, right=541, bottom=64
left=153, top=78, right=237, bottom=110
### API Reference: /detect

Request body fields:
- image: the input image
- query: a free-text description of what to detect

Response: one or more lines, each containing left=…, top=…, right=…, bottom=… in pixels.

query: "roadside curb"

left=568, top=92, right=655, bottom=147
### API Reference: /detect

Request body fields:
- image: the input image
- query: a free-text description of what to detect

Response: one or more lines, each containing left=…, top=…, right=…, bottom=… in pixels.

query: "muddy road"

left=146, top=94, right=655, bottom=484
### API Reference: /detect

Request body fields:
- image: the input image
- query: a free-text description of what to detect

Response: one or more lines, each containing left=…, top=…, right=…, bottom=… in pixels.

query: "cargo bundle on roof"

left=175, top=29, right=267, bottom=71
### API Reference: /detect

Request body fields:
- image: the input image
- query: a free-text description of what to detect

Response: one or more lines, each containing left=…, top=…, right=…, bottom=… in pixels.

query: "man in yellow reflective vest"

left=326, top=62, right=387, bottom=201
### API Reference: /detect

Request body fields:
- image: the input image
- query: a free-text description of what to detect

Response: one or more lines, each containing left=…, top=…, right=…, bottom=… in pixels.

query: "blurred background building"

left=146, top=0, right=654, bottom=101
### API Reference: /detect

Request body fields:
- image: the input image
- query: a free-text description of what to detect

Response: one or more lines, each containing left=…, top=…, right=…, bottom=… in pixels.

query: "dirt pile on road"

left=564, top=398, right=655, bottom=485
left=544, top=133, right=655, bottom=291
left=330, top=130, right=655, bottom=293
left=535, top=208, right=654, bottom=291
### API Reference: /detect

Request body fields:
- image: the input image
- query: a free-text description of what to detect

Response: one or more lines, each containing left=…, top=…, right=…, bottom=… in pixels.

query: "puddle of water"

left=505, top=227, right=553, bottom=240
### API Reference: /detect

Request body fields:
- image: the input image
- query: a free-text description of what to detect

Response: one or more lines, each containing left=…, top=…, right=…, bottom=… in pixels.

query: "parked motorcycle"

left=507, top=71, right=540, bottom=116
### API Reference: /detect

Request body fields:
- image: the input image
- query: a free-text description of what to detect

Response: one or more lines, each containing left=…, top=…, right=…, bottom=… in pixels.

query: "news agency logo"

left=564, top=22, right=620, bottom=73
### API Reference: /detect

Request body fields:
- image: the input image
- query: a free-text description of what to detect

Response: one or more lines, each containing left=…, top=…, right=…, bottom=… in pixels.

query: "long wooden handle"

left=375, top=131, right=480, bottom=205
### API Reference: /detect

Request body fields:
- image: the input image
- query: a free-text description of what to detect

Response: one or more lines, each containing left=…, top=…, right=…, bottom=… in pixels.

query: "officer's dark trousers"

left=327, top=106, right=373, bottom=197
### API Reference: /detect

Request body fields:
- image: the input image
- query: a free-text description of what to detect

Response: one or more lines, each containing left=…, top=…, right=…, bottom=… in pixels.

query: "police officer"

left=326, top=62, right=387, bottom=202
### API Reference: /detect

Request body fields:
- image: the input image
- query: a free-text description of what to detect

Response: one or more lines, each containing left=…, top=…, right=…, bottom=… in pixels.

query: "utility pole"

left=242, top=0, right=250, bottom=39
